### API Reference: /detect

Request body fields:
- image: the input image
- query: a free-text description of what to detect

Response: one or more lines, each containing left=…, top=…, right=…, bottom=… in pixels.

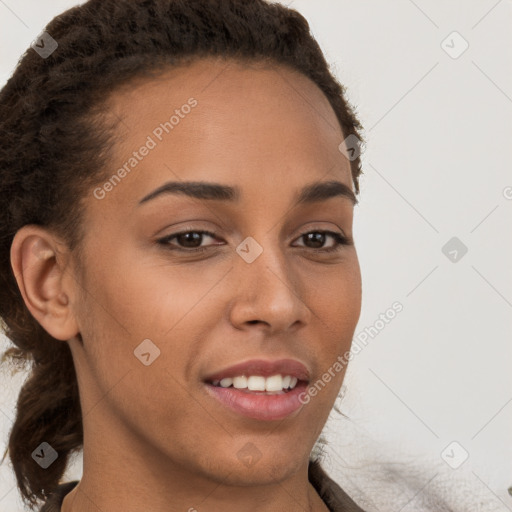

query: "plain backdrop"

left=1, top=1, right=511, bottom=511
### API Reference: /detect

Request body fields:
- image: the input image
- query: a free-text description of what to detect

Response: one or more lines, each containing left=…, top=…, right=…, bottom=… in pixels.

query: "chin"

left=199, top=449, right=307, bottom=487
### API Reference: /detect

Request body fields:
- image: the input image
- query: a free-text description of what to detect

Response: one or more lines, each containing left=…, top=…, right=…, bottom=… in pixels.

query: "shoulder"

left=309, top=460, right=366, bottom=512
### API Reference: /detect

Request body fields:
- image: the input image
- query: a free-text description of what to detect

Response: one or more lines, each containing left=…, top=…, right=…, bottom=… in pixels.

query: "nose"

left=228, top=237, right=312, bottom=334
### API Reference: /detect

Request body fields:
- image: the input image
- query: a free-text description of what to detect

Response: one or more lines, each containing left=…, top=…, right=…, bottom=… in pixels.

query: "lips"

left=203, top=358, right=311, bottom=383
left=202, top=358, right=311, bottom=421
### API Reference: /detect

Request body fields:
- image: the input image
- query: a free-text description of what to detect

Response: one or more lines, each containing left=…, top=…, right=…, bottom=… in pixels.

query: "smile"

left=203, top=358, right=310, bottom=421
left=211, top=374, right=299, bottom=393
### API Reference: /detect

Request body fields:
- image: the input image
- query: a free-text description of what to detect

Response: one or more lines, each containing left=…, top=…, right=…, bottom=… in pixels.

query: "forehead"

left=95, top=58, right=352, bottom=209
left=108, top=57, right=341, bottom=132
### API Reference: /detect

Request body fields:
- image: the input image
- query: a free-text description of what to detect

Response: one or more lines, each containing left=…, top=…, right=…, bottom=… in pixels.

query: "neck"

left=61, top=461, right=329, bottom=512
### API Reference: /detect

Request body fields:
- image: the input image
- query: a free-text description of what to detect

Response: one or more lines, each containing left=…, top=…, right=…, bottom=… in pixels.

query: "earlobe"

left=10, top=226, right=79, bottom=341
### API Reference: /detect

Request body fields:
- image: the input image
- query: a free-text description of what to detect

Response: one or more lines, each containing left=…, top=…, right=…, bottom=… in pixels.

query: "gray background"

left=1, top=1, right=511, bottom=511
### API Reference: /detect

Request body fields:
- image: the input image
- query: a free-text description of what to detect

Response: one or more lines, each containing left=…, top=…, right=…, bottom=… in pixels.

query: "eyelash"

left=157, top=229, right=351, bottom=254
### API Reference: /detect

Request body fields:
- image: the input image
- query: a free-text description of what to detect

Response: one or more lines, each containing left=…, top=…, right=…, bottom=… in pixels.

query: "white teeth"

left=219, top=378, right=233, bottom=388
left=265, top=374, right=283, bottom=392
left=233, top=376, right=248, bottom=389
left=212, top=374, right=299, bottom=391
left=247, top=376, right=266, bottom=391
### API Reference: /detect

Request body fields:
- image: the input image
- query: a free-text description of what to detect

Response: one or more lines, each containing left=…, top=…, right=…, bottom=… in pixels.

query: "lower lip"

left=204, top=382, right=308, bottom=421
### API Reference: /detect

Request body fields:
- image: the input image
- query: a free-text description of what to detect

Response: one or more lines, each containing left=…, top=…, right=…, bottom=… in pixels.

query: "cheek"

left=74, top=253, right=225, bottom=402
left=79, top=249, right=208, bottom=334
left=302, top=256, right=361, bottom=383
left=302, top=254, right=362, bottom=330
left=72, top=262, right=209, bottom=438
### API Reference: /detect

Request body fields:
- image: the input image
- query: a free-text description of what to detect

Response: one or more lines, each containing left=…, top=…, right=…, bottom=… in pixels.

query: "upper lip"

left=203, top=358, right=311, bottom=383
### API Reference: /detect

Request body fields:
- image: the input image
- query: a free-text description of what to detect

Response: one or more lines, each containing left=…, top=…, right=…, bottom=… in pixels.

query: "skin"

left=11, top=57, right=361, bottom=512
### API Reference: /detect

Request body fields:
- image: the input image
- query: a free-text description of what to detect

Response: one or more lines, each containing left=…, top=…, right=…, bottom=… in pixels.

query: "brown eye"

left=294, top=230, right=350, bottom=252
left=302, top=232, right=327, bottom=249
left=175, top=232, right=205, bottom=248
left=158, top=230, right=221, bottom=252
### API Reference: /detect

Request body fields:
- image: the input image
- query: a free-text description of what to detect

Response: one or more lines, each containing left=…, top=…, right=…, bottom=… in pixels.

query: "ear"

left=10, top=225, right=79, bottom=341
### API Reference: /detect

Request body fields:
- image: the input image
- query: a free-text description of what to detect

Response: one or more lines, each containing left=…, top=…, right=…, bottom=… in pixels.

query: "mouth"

left=203, top=359, right=310, bottom=421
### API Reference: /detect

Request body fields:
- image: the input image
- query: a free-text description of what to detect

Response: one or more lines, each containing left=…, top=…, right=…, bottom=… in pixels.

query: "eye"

left=157, top=229, right=351, bottom=253
left=157, top=229, right=221, bottom=252
left=293, top=230, right=351, bottom=252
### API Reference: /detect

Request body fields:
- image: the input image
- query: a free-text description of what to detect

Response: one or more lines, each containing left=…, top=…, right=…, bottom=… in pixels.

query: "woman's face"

left=68, top=58, right=361, bottom=487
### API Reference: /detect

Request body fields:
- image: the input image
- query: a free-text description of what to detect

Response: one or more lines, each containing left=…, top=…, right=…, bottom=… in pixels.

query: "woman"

left=0, top=0, right=366, bottom=510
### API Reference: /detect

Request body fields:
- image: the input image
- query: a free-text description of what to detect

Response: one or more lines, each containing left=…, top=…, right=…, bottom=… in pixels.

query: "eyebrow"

left=138, top=179, right=357, bottom=206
